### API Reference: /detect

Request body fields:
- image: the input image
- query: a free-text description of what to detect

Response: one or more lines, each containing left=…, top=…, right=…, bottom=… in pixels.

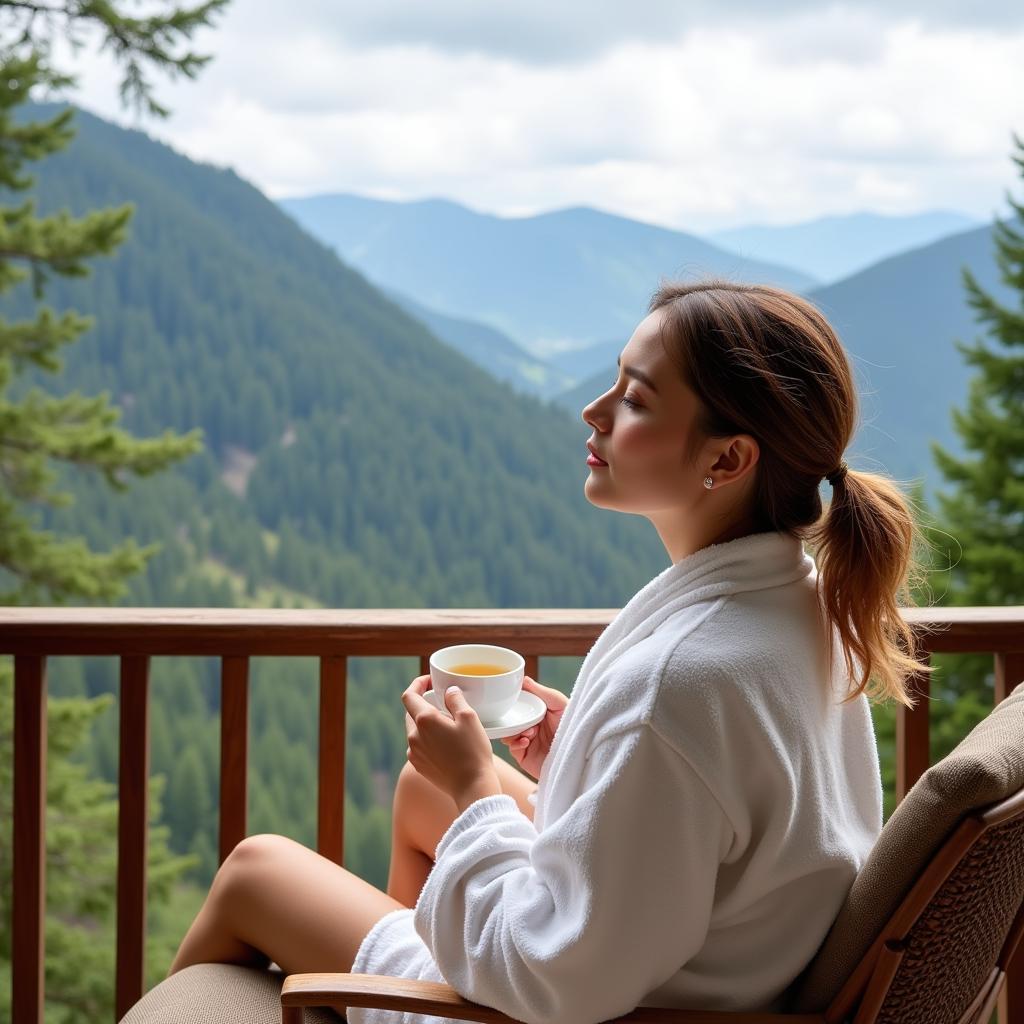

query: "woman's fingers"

left=522, top=676, right=563, bottom=707
left=521, top=676, right=544, bottom=695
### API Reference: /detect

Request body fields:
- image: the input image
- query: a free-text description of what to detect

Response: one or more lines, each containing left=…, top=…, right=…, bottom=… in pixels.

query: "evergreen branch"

left=0, top=388, right=204, bottom=490
left=81, top=0, right=231, bottom=117
left=0, top=201, right=133, bottom=298
left=0, top=1, right=67, bottom=12
left=0, top=0, right=65, bottom=10
left=0, top=389, right=203, bottom=526
left=0, top=495, right=160, bottom=603
left=1, top=0, right=230, bottom=118
left=0, top=54, right=76, bottom=190
left=0, top=307, right=93, bottom=372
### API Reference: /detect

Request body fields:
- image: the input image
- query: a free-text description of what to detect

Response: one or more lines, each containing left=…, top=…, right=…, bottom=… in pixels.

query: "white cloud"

left=55, top=3, right=1024, bottom=232
left=203, top=0, right=1024, bottom=65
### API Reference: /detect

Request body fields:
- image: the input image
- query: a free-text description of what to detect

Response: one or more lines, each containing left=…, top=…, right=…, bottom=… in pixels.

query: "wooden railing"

left=2, top=605, right=1023, bottom=1024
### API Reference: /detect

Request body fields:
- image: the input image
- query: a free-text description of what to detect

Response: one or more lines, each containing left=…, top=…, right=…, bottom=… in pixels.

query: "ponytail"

left=805, top=469, right=933, bottom=707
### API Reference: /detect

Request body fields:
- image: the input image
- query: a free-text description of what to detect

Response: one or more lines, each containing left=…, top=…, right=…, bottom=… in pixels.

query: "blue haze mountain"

left=277, top=193, right=820, bottom=357
left=381, top=287, right=576, bottom=399
left=710, top=210, right=981, bottom=284
left=553, top=223, right=1016, bottom=497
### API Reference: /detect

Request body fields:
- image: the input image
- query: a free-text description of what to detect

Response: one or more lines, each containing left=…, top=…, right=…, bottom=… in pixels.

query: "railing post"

left=116, top=655, right=151, bottom=1021
left=895, top=647, right=932, bottom=805
left=219, top=656, right=249, bottom=863
left=994, top=652, right=1024, bottom=705
left=317, top=656, right=347, bottom=865
left=12, top=655, right=46, bottom=1024
left=995, top=652, right=1024, bottom=1024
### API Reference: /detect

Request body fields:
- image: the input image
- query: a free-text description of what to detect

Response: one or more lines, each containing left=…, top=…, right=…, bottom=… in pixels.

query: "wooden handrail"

left=3, top=605, right=1024, bottom=1023
left=2, top=604, right=1022, bottom=655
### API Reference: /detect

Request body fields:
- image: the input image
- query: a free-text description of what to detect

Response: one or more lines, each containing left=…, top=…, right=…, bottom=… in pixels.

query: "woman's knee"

left=393, top=761, right=444, bottom=826
left=395, top=758, right=418, bottom=795
left=392, top=761, right=421, bottom=818
left=214, top=833, right=293, bottom=904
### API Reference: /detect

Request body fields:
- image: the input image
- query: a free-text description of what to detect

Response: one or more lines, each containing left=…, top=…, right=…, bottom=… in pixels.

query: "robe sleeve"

left=412, top=724, right=734, bottom=1024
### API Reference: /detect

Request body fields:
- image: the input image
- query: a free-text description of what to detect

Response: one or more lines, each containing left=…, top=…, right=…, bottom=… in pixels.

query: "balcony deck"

left=3, top=605, right=1023, bottom=1023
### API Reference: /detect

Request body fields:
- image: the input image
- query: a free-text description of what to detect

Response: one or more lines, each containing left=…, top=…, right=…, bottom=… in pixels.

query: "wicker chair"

left=121, top=680, right=1024, bottom=1024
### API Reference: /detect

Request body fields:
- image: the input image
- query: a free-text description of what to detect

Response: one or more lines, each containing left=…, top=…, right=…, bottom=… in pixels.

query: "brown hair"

left=649, top=277, right=932, bottom=707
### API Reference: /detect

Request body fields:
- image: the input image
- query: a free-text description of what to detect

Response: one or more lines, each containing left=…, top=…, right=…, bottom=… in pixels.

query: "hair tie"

left=825, top=460, right=849, bottom=487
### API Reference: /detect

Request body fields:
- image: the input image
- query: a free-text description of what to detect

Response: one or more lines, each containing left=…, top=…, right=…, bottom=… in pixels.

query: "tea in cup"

left=429, top=644, right=524, bottom=724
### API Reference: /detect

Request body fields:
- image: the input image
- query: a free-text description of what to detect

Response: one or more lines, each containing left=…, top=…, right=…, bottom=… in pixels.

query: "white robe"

left=349, top=530, right=883, bottom=1024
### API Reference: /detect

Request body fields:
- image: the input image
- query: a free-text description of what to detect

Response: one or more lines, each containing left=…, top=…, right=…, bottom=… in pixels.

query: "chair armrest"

left=280, top=973, right=827, bottom=1024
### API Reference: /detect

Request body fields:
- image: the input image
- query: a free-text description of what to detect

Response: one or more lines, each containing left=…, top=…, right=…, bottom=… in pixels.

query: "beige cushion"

left=118, top=963, right=343, bottom=1024
left=787, top=678, right=1024, bottom=1012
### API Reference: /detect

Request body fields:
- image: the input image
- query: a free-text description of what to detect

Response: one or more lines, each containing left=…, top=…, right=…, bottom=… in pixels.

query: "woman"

left=166, top=279, right=930, bottom=1022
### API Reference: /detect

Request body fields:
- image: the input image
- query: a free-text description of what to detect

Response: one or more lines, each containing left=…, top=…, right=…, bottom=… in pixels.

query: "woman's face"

left=581, top=306, right=707, bottom=520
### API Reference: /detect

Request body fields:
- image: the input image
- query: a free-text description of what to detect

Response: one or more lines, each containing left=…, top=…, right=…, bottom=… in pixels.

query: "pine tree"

left=927, top=131, right=1024, bottom=607
left=1, top=4, right=229, bottom=1019
left=0, top=0, right=229, bottom=604
left=907, top=133, right=1024, bottom=787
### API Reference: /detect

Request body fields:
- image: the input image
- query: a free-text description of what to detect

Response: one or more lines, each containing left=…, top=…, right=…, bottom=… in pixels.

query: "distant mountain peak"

left=709, top=208, right=982, bottom=284
left=279, top=190, right=820, bottom=356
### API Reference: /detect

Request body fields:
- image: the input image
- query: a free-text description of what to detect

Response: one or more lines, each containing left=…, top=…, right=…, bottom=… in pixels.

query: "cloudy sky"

left=61, top=1, right=1024, bottom=233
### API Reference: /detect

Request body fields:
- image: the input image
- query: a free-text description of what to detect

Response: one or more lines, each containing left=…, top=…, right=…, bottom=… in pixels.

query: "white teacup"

left=429, top=644, right=524, bottom=724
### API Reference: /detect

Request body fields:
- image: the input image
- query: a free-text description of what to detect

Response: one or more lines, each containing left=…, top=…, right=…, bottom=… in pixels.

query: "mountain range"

left=278, top=193, right=820, bottom=359
left=278, top=193, right=1014, bottom=495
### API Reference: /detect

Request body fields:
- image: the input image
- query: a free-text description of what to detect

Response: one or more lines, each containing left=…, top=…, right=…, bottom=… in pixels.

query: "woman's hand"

left=402, top=675, right=500, bottom=811
left=499, top=676, right=569, bottom=781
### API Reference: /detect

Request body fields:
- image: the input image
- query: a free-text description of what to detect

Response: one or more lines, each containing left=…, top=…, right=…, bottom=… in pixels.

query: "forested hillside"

left=381, top=286, right=577, bottom=399
left=8, top=102, right=668, bottom=889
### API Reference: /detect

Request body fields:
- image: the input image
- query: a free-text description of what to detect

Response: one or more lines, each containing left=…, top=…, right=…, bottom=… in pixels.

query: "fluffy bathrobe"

left=349, top=530, right=883, bottom=1024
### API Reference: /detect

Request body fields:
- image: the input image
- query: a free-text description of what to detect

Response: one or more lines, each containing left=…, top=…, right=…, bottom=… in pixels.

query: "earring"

left=704, top=476, right=714, bottom=489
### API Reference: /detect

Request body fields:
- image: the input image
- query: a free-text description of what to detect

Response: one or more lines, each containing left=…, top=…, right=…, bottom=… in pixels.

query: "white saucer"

left=422, top=689, right=547, bottom=739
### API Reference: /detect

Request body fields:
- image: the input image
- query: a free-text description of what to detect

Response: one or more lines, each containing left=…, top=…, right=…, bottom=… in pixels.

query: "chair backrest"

left=785, top=679, right=1024, bottom=1021
left=830, top=787, right=1024, bottom=1023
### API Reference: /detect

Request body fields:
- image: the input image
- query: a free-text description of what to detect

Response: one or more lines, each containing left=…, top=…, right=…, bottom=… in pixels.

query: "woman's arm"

left=412, top=724, right=733, bottom=1024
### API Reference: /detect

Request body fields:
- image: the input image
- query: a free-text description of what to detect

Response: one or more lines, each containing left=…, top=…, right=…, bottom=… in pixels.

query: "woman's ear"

left=709, top=434, right=760, bottom=486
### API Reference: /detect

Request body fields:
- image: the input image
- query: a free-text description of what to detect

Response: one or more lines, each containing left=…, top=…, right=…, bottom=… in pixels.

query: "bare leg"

left=168, top=833, right=406, bottom=980
left=387, top=753, right=537, bottom=909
